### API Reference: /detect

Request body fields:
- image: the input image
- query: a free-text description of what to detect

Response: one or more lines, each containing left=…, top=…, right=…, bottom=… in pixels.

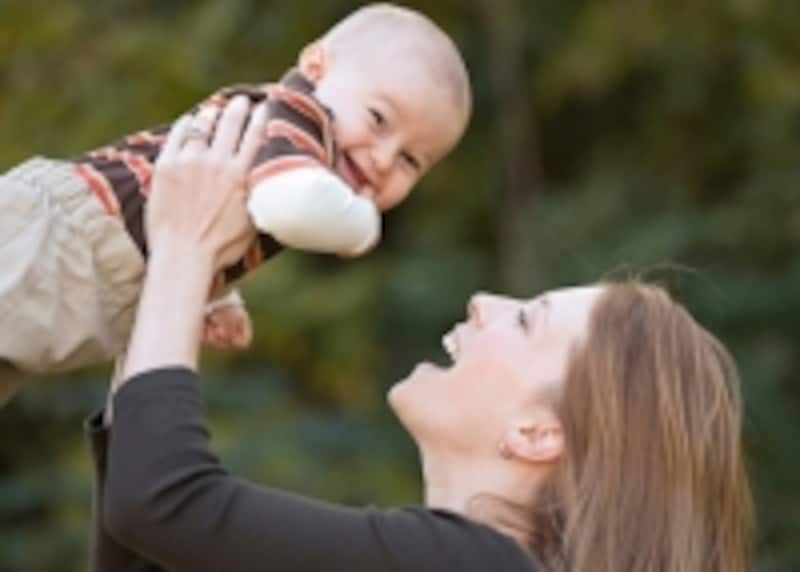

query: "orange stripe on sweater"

left=74, top=164, right=120, bottom=216
left=123, top=153, right=153, bottom=194
left=126, top=130, right=167, bottom=146
left=248, top=155, right=324, bottom=188
left=88, top=149, right=153, bottom=192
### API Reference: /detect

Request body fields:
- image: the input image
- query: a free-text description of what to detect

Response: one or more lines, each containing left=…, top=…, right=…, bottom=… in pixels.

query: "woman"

left=88, top=99, right=753, bottom=571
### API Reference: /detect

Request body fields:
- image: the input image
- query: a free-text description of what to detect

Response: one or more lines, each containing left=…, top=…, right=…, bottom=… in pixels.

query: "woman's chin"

left=412, top=360, right=447, bottom=376
left=387, top=362, right=447, bottom=422
left=396, top=361, right=447, bottom=391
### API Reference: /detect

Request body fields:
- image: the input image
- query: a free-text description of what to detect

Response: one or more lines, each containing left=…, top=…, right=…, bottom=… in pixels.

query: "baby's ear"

left=298, top=42, right=328, bottom=83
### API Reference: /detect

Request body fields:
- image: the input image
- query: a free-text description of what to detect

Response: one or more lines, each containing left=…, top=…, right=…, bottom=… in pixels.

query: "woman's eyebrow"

left=520, top=298, right=541, bottom=333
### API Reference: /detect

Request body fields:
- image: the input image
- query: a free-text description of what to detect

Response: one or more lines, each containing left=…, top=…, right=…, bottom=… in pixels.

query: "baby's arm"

left=247, top=167, right=381, bottom=258
left=236, top=76, right=380, bottom=258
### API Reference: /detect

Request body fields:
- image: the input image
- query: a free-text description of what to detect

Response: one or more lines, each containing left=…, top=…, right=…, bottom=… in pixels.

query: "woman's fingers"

left=159, top=114, right=192, bottom=162
left=182, top=104, right=219, bottom=153
left=210, top=95, right=250, bottom=156
left=235, top=103, right=267, bottom=169
left=146, top=96, right=261, bottom=269
left=162, top=98, right=265, bottom=170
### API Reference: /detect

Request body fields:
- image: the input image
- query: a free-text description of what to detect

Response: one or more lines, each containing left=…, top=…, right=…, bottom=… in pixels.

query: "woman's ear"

left=502, top=411, right=564, bottom=464
left=298, top=42, right=329, bottom=83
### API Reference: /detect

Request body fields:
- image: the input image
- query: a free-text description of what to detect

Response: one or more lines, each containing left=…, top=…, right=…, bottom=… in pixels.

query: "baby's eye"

left=401, top=151, right=420, bottom=171
left=369, top=108, right=386, bottom=127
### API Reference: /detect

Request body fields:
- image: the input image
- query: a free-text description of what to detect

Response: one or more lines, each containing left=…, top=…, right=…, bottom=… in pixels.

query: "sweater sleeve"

left=103, top=368, right=535, bottom=572
left=86, top=411, right=164, bottom=571
left=104, top=369, right=389, bottom=571
left=247, top=168, right=381, bottom=257
left=244, top=77, right=381, bottom=258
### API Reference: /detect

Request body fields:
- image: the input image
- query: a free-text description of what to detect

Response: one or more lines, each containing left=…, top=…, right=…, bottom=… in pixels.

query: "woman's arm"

left=97, top=96, right=386, bottom=571
left=86, top=412, right=165, bottom=571
left=118, top=96, right=265, bottom=385
left=101, top=102, right=389, bottom=569
left=105, top=369, right=389, bottom=571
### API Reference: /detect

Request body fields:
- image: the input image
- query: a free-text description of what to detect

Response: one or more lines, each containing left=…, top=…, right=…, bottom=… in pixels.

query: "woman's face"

left=388, top=286, right=603, bottom=455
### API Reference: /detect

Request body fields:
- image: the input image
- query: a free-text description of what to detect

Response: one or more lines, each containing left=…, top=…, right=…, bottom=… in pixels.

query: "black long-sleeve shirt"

left=87, top=368, right=537, bottom=571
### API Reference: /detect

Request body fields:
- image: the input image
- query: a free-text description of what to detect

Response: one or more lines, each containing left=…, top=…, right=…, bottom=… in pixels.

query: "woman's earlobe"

left=530, top=426, right=564, bottom=462
left=502, top=420, right=564, bottom=464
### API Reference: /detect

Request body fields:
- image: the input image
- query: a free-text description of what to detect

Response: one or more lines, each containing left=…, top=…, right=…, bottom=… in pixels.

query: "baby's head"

left=298, top=3, right=472, bottom=211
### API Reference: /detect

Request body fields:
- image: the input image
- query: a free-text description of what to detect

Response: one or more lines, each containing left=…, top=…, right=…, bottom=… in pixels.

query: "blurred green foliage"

left=1, top=0, right=798, bottom=569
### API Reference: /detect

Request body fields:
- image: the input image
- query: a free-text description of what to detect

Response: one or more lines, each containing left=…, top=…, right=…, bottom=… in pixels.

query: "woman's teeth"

left=442, top=333, right=457, bottom=362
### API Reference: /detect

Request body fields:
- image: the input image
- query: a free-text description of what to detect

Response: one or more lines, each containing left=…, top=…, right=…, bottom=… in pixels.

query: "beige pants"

left=0, top=158, right=145, bottom=403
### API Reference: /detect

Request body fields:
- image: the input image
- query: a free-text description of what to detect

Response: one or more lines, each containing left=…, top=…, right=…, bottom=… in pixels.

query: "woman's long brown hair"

left=533, top=282, right=754, bottom=571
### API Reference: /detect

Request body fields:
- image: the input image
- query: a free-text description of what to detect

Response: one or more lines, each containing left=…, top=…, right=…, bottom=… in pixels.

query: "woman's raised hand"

left=117, top=98, right=267, bottom=382
left=146, top=96, right=267, bottom=270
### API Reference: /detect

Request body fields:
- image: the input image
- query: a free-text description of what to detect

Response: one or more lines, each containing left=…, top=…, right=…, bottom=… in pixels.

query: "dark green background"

left=1, top=1, right=798, bottom=569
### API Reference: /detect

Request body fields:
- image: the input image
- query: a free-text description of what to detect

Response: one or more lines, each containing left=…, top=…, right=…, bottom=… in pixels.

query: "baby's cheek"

left=379, top=180, right=414, bottom=211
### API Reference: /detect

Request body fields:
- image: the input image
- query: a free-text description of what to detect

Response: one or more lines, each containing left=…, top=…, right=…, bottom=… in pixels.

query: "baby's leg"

left=0, top=158, right=144, bottom=395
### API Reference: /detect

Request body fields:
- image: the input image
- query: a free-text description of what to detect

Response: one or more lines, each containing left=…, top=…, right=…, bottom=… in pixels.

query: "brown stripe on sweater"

left=266, top=119, right=327, bottom=162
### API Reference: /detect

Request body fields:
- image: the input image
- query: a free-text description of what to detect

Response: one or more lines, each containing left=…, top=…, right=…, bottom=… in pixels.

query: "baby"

left=0, top=3, right=471, bottom=403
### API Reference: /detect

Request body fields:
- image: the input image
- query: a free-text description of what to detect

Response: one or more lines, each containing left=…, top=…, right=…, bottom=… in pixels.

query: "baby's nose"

left=372, top=139, right=399, bottom=172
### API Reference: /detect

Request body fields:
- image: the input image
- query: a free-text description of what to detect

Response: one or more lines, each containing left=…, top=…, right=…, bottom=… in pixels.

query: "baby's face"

left=306, top=49, right=466, bottom=211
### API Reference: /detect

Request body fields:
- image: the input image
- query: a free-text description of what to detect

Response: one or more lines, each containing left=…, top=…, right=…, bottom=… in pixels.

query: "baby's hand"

left=203, top=296, right=253, bottom=350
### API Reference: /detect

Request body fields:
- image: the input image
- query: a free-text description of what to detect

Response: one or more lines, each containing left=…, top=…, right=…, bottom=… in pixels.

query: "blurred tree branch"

left=475, top=0, right=544, bottom=295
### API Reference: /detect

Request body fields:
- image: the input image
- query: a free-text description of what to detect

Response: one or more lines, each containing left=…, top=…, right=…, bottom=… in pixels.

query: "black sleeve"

left=85, top=411, right=164, bottom=572
left=102, top=367, right=536, bottom=572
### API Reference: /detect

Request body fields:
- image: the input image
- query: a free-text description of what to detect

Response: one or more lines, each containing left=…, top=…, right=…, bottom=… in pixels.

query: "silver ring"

left=184, top=125, right=211, bottom=144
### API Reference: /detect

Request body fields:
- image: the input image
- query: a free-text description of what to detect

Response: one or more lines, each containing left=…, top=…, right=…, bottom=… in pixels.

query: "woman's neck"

left=419, top=448, right=545, bottom=546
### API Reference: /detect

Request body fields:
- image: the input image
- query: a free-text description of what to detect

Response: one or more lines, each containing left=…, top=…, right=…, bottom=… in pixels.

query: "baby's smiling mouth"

left=339, top=152, right=372, bottom=193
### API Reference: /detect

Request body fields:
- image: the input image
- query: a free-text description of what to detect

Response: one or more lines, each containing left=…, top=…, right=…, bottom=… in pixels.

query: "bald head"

left=318, top=4, right=472, bottom=127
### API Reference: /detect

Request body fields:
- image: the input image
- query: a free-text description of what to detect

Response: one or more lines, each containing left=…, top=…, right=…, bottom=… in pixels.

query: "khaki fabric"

left=0, top=158, right=145, bottom=401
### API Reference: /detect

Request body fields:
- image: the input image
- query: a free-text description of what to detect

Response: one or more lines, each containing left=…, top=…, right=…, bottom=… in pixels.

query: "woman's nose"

left=468, top=292, right=494, bottom=325
left=468, top=292, right=515, bottom=325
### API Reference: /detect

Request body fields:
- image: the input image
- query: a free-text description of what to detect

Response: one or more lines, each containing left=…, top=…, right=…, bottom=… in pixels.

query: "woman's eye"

left=517, top=309, right=529, bottom=331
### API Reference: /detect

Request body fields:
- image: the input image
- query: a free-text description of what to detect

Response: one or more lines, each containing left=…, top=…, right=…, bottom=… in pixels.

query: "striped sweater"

left=72, top=70, right=337, bottom=289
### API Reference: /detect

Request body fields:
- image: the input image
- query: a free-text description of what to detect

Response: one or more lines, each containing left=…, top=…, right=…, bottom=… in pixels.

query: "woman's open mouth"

left=440, top=328, right=460, bottom=368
